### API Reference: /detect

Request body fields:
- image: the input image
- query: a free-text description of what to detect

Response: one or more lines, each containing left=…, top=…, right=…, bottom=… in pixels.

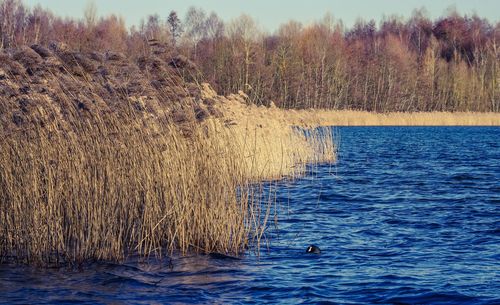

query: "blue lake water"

left=1, top=126, right=499, bottom=304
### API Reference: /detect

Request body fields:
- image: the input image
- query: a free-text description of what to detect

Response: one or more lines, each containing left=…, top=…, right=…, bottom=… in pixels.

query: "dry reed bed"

left=270, top=109, right=500, bottom=126
left=209, top=120, right=336, bottom=180
left=0, top=109, right=254, bottom=266
left=202, top=87, right=337, bottom=180
left=0, top=107, right=334, bottom=266
left=216, top=94, right=500, bottom=126
left=0, top=47, right=336, bottom=266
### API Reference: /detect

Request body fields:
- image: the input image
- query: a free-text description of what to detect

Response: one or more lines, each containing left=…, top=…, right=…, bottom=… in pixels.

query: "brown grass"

left=214, top=92, right=500, bottom=127
left=0, top=47, right=336, bottom=266
left=0, top=109, right=334, bottom=267
left=260, top=109, right=500, bottom=126
left=0, top=111, right=255, bottom=266
left=203, top=87, right=337, bottom=180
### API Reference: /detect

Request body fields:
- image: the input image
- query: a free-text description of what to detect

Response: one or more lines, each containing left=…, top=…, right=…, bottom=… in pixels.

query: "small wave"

left=378, top=274, right=419, bottom=282
left=101, top=272, right=159, bottom=288
left=383, top=291, right=481, bottom=305
left=369, top=250, right=401, bottom=258
left=451, top=173, right=477, bottom=181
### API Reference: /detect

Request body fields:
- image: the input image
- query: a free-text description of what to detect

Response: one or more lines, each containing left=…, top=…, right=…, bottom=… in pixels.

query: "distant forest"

left=1, top=0, right=498, bottom=112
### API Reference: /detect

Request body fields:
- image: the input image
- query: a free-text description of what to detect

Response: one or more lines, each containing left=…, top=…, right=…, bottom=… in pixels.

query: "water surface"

left=1, top=127, right=499, bottom=304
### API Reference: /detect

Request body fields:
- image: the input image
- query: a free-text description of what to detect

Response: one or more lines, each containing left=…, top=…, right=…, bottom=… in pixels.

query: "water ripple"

left=1, top=127, right=499, bottom=304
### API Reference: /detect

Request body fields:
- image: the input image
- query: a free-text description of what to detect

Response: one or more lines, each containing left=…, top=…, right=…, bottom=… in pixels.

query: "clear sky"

left=23, top=0, right=500, bottom=31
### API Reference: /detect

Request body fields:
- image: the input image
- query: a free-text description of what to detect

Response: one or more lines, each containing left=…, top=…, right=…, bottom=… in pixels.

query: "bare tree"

left=205, top=12, right=224, bottom=40
left=26, top=4, right=52, bottom=44
left=0, top=0, right=24, bottom=48
left=183, top=6, right=207, bottom=55
left=227, top=14, right=260, bottom=91
left=143, top=14, right=170, bottom=41
left=84, top=0, right=97, bottom=28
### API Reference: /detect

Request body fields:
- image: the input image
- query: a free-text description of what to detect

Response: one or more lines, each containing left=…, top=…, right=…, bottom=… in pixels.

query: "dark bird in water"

left=306, top=245, right=321, bottom=254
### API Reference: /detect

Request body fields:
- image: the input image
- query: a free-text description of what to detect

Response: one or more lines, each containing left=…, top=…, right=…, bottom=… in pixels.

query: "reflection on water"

left=1, top=127, right=499, bottom=304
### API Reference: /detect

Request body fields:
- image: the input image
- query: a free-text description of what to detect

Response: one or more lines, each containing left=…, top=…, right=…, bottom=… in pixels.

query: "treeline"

left=1, top=0, right=498, bottom=111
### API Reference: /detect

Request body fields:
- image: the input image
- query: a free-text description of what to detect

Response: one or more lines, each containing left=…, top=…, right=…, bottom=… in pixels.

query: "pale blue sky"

left=24, top=0, right=499, bottom=31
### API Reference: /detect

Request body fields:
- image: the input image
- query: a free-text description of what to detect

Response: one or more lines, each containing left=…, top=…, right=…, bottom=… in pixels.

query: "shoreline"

left=297, top=110, right=500, bottom=127
left=216, top=97, right=500, bottom=127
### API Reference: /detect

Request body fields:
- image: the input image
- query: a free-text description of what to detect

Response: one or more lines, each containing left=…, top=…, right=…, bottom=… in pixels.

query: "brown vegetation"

left=0, top=0, right=496, bottom=267
left=220, top=106, right=500, bottom=127
left=1, top=1, right=497, bottom=112
left=306, top=111, right=500, bottom=126
left=0, top=45, right=335, bottom=266
left=203, top=86, right=336, bottom=179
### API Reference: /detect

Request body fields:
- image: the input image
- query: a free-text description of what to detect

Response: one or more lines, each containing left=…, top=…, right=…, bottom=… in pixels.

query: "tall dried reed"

left=207, top=94, right=337, bottom=180
left=3, top=102, right=338, bottom=266
left=222, top=120, right=336, bottom=180
left=0, top=115, right=334, bottom=266
left=0, top=106, right=254, bottom=266
left=0, top=48, right=336, bottom=267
